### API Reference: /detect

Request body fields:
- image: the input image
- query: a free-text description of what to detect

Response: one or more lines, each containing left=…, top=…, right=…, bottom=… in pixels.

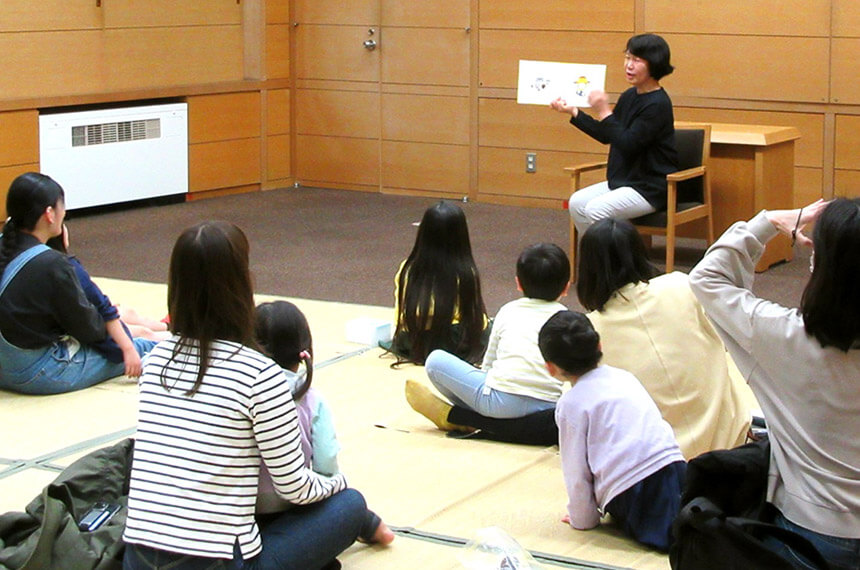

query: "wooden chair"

left=566, top=122, right=714, bottom=280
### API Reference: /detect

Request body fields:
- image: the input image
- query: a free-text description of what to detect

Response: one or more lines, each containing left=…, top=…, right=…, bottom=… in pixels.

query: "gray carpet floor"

left=67, top=187, right=812, bottom=315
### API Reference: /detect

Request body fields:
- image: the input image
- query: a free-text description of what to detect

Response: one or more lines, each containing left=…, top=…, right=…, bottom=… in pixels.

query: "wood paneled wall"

left=291, top=0, right=471, bottom=197
left=477, top=0, right=860, bottom=206
left=3, top=0, right=860, bottom=213
left=0, top=111, right=40, bottom=219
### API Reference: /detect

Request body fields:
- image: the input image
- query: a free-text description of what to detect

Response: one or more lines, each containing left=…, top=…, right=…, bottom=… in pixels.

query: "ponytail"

left=293, top=350, right=313, bottom=401
left=0, top=218, right=20, bottom=274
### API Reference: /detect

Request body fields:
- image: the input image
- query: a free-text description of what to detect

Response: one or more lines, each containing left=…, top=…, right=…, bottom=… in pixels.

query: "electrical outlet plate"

left=526, top=152, right=537, bottom=173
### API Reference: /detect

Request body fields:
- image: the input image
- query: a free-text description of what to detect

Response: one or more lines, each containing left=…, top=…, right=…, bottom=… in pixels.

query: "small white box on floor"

left=345, top=317, right=392, bottom=346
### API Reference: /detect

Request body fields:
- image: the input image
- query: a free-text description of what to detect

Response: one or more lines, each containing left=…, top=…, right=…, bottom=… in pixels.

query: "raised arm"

left=688, top=201, right=827, bottom=373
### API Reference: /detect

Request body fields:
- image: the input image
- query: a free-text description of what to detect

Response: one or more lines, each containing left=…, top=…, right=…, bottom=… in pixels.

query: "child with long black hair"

left=254, top=300, right=394, bottom=546
left=385, top=200, right=489, bottom=365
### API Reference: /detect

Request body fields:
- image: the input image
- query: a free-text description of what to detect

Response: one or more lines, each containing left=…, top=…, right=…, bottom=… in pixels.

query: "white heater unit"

left=39, top=103, right=188, bottom=210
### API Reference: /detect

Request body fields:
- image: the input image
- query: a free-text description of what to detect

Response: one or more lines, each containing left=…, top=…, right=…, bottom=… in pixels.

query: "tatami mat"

left=0, top=278, right=671, bottom=569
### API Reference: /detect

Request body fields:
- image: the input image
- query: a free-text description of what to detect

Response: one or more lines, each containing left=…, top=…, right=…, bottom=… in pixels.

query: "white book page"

left=516, top=60, right=607, bottom=107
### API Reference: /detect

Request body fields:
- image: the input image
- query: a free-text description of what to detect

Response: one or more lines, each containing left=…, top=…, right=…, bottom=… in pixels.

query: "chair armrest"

left=666, top=165, right=705, bottom=182
left=564, top=161, right=607, bottom=175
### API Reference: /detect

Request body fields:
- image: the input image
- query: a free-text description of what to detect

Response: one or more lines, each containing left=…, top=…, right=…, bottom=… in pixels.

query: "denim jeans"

left=424, top=349, right=556, bottom=418
left=0, top=330, right=155, bottom=395
left=763, top=511, right=860, bottom=570
left=569, top=181, right=656, bottom=234
left=123, top=489, right=368, bottom=570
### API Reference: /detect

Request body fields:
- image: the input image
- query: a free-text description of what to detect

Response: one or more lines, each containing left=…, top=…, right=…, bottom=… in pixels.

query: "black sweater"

left=0, top=234, right=106, bottom=349
left=571, top=87, right=678, bottom=210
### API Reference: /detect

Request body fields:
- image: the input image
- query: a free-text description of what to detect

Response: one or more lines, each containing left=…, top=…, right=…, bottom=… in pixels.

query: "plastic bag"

left=458, top=526, right=545, bottom=570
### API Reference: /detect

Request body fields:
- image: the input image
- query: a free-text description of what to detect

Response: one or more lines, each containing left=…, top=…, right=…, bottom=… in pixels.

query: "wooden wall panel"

left=188, top=93, right=261, bottom=144
left=644, top=0, right=829, bottom=36
left=0, top=1, right=100, bottom=32
left=294, top=0, right=378, bottom=25
left=479, top=31, right=629, bottom=90
left=295, top=135, right=379, bottom=186
left=267, top=134, right=291, bottom=180
left=381, top=29, right=469, bottom=86
left=663, top=34, right=829, bottom=103
left=480, top=0, right=633, bottom=32
left=832, top=39, right=860, bottom=104
left=0, top=110, right=39, bottom=166
left=479, top=147, right=598, bottom=200
left=835, top=115, right=860, bottom=170
left=295, top=89, right=379, bottom=139
left=189, top=138, right=261, bottom=192
left=382, top=141, right=469, bottom=194
left=295, top=25, right=380, bottom=82
left=103, top=27, right=244, bottom=91
left=382, top=0, right=469, bottom=27
left=266, top=89, right=290, bottom=135
left=479, top=98, right=606, bottom=154
left=104, top=1, right=241, bottom=28
left=0, top=31, right=105, bottom=99
left=267, top=0, right=289, bottom=24
left=834, top=170, right=860, bottom=199
left=0, top=164, right=38, bottom=220
left=674, top=108, right=824, bottom=168
left=383, top=94, right=469, bottom=145
left=266, top=24, right=290, bottom=79
left=833, top=0, right=860, bottom=37
left=795, top=168, right=823, bottom=206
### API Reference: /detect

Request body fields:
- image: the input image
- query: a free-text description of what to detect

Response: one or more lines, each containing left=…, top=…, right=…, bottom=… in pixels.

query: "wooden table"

left=677, top=122, right=801, bottom=271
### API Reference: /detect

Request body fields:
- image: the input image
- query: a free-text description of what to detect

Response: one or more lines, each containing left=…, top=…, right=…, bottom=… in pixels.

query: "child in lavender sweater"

left=539, top=310, right=685, bottom=552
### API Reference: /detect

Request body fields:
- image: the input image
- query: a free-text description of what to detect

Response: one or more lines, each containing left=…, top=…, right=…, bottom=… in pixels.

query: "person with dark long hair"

left=689, top=199, right=860, bottom=569
left=0, top=172, right=154, bottom=394
left=407, top=243, right=570, bottom=423
left=551, top=33, right=678, bottom=233
left=123, top=221, right=373, bottom=569
left=409, top=219, right=752, bottom=458
left=385, top=200, right=489, bottom=365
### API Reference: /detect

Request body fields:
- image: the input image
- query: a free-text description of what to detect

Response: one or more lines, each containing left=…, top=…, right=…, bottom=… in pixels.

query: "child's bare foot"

left=371, top=521, right=395, bottom=545
left=118, top=306, right=169, bottom=332
left=126, top=324, right=172, bottom=342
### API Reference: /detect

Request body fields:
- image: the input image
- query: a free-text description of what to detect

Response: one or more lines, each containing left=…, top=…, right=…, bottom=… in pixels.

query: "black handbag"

left=670, top=438, right=830, bottom=570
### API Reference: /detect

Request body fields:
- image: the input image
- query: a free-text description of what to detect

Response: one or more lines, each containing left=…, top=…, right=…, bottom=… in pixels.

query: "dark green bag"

left=0, top=439, right=133, bottom=570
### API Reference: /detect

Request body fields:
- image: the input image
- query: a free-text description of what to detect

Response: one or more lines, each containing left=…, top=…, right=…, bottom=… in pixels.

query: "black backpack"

left=669, top=438, right=830, bottom=570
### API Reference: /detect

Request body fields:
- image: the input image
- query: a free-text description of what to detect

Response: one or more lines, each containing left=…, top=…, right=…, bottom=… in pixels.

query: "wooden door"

left=293, top=0, right=381, bottom=191
left=380, top=1, right=471, bottom=198
left=293, top=0, right=472, bottom=196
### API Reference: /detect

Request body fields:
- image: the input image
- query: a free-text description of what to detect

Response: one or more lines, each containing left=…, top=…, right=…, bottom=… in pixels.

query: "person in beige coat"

left=407, top=218, right=754, bottom=458
left=585, top=271, right=752, bottom=458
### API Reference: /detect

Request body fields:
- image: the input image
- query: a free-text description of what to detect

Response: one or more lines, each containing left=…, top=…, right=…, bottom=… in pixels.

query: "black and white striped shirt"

left=123, top=338, right=347, bottom=559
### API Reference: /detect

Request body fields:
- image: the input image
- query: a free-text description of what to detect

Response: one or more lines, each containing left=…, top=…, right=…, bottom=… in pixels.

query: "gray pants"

left=569, top=181, right=656, bottom=235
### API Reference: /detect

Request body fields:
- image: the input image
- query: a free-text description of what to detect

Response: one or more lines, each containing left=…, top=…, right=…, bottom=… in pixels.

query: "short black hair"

left=801, top=197, right=860, bottom=351
left=538, top=311, right=602, bottom=377
left=626, top=33, right=674, bottom=81
left=576, top=218, right=659, bottom=311
left=516, top=243, right=570, bottom=301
